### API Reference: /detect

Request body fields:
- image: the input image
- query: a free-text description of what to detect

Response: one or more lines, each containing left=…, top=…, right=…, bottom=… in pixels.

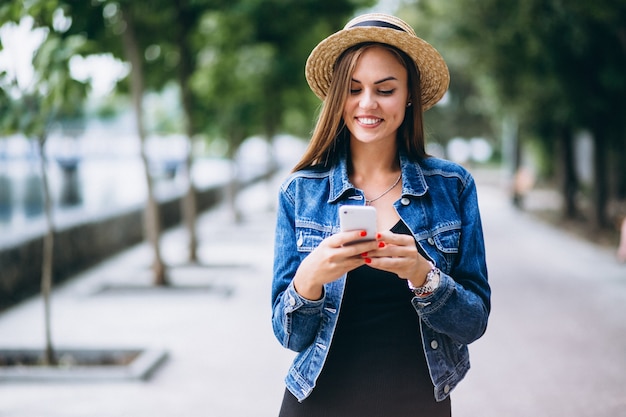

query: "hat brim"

left=305, top=26, right=449, bottom=111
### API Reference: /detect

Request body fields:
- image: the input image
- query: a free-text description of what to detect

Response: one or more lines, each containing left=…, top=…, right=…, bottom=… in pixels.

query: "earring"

left=406, top=102, right=412, bottom=107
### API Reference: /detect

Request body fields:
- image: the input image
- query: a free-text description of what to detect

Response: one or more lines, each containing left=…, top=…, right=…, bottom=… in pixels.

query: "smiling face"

left=342, top=45, right=409, bottom=148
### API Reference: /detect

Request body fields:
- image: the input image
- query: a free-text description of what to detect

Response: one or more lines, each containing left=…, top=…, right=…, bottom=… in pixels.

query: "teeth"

left=357, top=118, right=381, bottom=125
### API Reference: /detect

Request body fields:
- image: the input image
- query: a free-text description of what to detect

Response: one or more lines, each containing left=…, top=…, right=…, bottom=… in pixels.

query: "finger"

left=343, top=240, right=381, bottom=258
left=325, top=230, right=366, bottom=247
left=376, top=231, right=414, bottom=246
left=367, top=255, right=404, bottom=268
left=334, top=230, right=380, bottom=248
left=369, top=239, right=416, bottom=258
left=366, top=256, right=409, bottom=276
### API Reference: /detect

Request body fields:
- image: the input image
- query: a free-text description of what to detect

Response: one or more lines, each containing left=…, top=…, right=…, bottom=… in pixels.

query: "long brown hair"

left=292, top=42, right=427, bottom=173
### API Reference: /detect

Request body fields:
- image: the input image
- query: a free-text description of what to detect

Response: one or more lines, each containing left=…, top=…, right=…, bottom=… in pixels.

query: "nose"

left=359, top=89, right=378, bottom=110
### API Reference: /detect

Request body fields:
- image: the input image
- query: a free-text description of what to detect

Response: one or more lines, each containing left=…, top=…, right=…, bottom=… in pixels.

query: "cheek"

left=389, top=102, right=407, bottom=121
left=342, top=99, right=356, bottom=119
left=343, top=97, right=356, bottom=112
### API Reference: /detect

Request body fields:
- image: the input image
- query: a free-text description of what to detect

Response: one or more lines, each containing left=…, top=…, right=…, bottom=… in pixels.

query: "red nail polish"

left=360, top=231, right=367, bottom=237
left=376, top=233, right=382, bottom=240
left=361, top=252, right=368, bottom=257
left=365, top=258, right=372, bottom=264
left=378, top=241, right=385, bottom=248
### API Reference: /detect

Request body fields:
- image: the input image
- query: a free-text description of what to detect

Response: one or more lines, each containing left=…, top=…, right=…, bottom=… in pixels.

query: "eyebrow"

left=351, top=76, right=398, bottom=84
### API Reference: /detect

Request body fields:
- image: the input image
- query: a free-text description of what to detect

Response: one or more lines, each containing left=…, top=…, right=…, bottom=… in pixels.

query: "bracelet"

left=407, top=262, right=441, bottom=297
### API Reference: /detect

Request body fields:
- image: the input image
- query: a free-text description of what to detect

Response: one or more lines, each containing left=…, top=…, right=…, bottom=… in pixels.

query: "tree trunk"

left=120, top=4, right=168, bottom=286
left=227, top=138, right=242, bottom=224
left=174, top=0, right=199, bottom=263
left=37, top=134, right=57, bottom=366
left=591, top=124, right=609, bottom=230
left=558, top=124, right=578, bottom=219
left=181, top=132, right=198, bottom=263
left=615, top=128, right=626, bottom=201
left=263, top=84, right=280, bottom=175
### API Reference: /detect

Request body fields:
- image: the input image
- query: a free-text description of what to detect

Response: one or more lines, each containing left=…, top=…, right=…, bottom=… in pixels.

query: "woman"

left=271, top=13, right=490, bottom=416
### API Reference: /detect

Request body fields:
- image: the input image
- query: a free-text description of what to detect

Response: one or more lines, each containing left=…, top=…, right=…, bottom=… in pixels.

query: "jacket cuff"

left=411, top=271, right=453, bottom=310
left=284, top=281, right=325, bottom=313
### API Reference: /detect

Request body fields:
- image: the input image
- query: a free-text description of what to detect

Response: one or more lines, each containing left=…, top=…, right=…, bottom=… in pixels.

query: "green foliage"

left=415, top=0, right=626, bottom=135
left=0, top=78, right=18, bottom=135
left=0, top=2, right=90, bottom=141
left=34, top=34, right=90, bottom=115
left=395, top=4, right=497, bottom=148
left=412, top=0, right=626, bottom=225
left=0, top=1, right=23, bottom=23
left=190, top=10, right=267, bottom=149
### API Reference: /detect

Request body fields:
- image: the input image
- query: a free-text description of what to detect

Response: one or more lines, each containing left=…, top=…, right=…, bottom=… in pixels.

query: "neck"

left=349, top=141, right=399, bottom=179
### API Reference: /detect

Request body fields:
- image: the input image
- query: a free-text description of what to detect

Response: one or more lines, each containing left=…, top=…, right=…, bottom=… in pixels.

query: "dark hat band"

left=349, top=20, right=406, bottom=32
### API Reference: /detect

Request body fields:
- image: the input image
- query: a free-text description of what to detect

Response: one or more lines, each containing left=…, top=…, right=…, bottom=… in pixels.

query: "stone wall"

left=0, top=184, right=227, bottom=309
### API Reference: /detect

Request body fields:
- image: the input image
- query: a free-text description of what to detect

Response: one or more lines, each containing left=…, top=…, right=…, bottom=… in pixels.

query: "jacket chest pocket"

left=295, top=222, right=334, bottom=253
left=420, top=223, right=461, bottom=272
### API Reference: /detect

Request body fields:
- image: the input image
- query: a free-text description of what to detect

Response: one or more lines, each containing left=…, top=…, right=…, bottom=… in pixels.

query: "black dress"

left=279, top=221, right=451, bottom=417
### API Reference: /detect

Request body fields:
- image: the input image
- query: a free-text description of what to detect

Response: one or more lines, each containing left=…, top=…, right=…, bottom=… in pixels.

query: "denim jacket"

left=271, top=150, right=490, bottom=402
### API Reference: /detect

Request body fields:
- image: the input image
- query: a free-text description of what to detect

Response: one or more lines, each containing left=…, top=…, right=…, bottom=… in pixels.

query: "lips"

left=356, top=117, right=383, bottom=126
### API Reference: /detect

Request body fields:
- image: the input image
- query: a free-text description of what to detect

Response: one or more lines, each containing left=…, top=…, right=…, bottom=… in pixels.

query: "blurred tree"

left=413, top=0, right=626, bottom=229
left=0, top=6, right=90, bottom=365
left=169, top=0, right=207, bottom=262
left=61, top=0, right=174, bottom=284
left=191, top=10, right=267, bottom=221
left=102, top=0, right=230, bottom=263
left=117, top=2, right=170, bottom=284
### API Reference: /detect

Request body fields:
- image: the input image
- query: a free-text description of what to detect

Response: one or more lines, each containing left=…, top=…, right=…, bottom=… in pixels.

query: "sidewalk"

left=1, top=170, right=625, bottom=417
left=453, top=179, right=626, bottom=417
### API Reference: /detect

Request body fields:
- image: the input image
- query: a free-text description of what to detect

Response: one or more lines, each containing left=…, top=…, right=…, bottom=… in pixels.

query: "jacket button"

left=430, top=340, right=438, bottom=349
left=427, top=237, right=435, bottom=245
left=288, top=296, right=296, bottom=306
left=400, top=197, right=410, bottom=206
left=444, top=384, right=450, bottom=394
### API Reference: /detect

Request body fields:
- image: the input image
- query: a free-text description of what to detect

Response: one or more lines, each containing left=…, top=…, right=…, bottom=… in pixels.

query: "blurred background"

left=0, top=0, right=625, bottom=323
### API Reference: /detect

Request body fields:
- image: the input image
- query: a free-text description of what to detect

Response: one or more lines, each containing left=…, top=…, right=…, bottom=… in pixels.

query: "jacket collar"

left=328, top=148, right=429, bottom=203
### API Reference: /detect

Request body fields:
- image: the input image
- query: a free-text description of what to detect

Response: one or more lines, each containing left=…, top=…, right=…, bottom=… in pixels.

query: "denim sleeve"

left=412, top=174, right=490, bottom=345
left=271, top=184, right=325, bottom=352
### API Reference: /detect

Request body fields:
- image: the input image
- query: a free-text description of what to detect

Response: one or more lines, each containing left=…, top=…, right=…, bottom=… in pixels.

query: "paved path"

left=452, top=181, right=626, bottom=417
left=0, top=171, right=625, bottom=417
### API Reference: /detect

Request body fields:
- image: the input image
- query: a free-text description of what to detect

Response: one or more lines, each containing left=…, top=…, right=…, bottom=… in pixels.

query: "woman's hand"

left=293, top=230, right=381, bottom=300
left=367, top=231, right=432, bottom=287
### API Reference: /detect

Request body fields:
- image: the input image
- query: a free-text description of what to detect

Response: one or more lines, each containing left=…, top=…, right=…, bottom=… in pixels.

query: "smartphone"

left=339, top=205, right=377, bottom=244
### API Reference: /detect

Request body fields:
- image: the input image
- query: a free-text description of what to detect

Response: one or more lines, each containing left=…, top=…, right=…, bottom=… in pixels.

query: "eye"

left=379, top=89, right=395, bottom=95
left=350, top=88, right=362, bottom=95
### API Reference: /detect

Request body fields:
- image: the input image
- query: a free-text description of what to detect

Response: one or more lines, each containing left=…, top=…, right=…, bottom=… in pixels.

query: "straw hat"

left=305, top=13, right=449, bottom=111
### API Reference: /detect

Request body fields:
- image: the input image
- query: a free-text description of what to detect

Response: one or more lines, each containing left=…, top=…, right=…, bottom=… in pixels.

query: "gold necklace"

left=365, top=173, right=402, bottom=205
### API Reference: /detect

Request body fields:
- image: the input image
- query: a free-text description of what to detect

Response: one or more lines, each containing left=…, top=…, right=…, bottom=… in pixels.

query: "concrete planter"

left=0, top=348, right=168, bottom=382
